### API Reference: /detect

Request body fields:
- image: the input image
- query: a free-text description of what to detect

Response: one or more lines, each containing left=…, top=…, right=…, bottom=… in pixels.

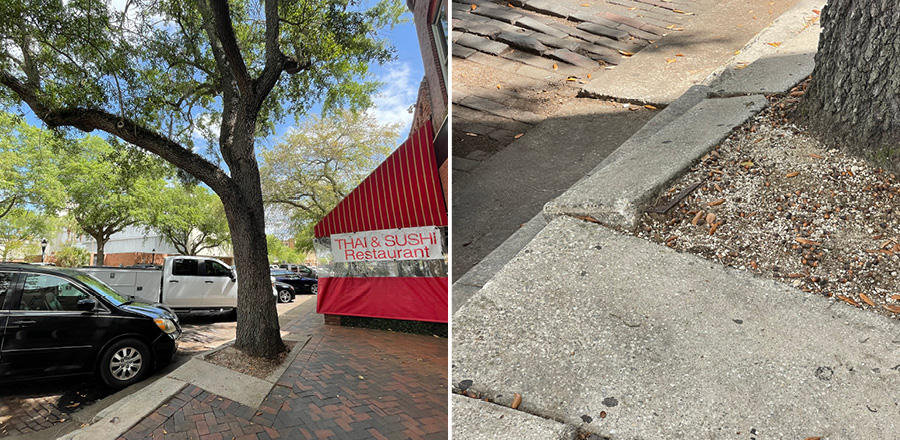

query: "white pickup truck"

left=76, top=256, right=244, bottom=312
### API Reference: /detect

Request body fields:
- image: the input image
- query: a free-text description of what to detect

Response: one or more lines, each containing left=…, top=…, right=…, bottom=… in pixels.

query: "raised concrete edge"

left=59, top=377, right=186, bottom=440
left=452, top=395, right=579, bottom=440
left=543, top=94, right=767, bottom=229
left=575, top=84, right=711, bottom=183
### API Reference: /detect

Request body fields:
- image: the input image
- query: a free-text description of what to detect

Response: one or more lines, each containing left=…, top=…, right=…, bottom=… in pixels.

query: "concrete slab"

left=169, top=358, right=273, bottom=408
left=544, top=95, right=767, bottom=229
left=453, top=156, right=480, bottom=172
left=453, top=216, right=900, bottom=439
left=452, top=213, right=547, bottom=313
left=703, top=0, right=825, bottom=86
left=581, top=0, right=803, bottom=104
left=452, top=395, right=577, bottom=440
left=707, top=18, right=820, bottom=96
left=59, top=377, right=186, bottom=440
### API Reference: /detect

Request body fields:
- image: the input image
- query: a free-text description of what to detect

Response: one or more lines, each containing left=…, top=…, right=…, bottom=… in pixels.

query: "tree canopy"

left=0, top=112, right=65, bottom=217
left=145, top=184, right=231, bottom=256
left=261, top=109, right=399, bottom=250
left=59, top=136, right=170, bottom=265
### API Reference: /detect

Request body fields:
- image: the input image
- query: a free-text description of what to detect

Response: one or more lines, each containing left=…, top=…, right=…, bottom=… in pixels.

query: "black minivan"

left=0, top=265, right=182, bottom=389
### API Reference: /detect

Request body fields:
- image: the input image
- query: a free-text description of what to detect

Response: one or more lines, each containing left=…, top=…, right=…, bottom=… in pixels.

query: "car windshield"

left=69, top=272, right=129, bottom=306
left=271, top=270, right=292, bottom=276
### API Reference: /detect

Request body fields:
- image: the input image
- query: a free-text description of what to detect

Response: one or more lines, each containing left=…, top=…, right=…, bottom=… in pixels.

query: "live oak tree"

left=800, top=0, right=900, bottom=166
left=261, top=110, right=399, bottom=251
left=60, top=136, right=168, bottom=266
left=0, top=0, right=402, bottom=357
left=146, top=184, right=231, bottom=256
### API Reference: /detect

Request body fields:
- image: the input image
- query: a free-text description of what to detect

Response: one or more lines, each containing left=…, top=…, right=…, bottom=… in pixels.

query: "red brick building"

left=408, top=0, right=448, bottom=203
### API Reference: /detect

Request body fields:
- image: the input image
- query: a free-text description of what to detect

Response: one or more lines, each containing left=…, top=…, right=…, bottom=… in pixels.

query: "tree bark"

left=799, top=0, right=900, bottom=166
left=94, top=237, right=105, bottom=266
left=223, top=122, right=285, bottom=357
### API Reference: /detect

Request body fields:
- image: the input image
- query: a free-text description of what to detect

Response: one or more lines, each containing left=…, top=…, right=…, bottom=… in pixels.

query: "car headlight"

left=154, top=318, right=178, bottom=334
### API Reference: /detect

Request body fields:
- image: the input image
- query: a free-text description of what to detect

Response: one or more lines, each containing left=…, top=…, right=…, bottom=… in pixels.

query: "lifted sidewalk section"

left=453, top=216, right=900, bottom=439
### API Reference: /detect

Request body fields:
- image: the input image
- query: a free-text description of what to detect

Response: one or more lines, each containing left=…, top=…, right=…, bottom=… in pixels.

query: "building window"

left=431, top=0, right=448, bottom=90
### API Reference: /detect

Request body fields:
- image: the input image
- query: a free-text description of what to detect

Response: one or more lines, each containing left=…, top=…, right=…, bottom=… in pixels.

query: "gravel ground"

left=205, top=341, right=295, bottom=380
left=636, top=89, right=900, bottom=319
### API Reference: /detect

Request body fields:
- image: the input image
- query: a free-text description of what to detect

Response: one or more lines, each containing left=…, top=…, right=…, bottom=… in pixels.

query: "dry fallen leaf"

left=691, top=211, right=704, bottom=225
left=767, top=42, right=782, bottom=47
left=587, top=73, right=592, bottom=79
left=837, top=295, right=860, bottom=307
left=666, top=24, right=677, bottom=29
left=574, top=215, right=600, bottom=224
left=708, top=222, right=720, bottom=235
left=786, top=171, right=800, bottom=178
left=860, top=293, right=875, bottom=307
left=808, top=153, right=824, bottom=159
left=812, top=9, right=821, bottom=14
left=470, top=4, right=477, bottom=10
left=673, top=9, right=692, bottom=14
left=891, top=295, right=900, bottom=301
left=675, top=53, right=684, bottom=57
left=566, top=77, right=578, bottom=81
left=514, top=133, right=524, bottom=139
left=707, top=199, right=725, bottom=206
left=734, top=50, right=741, bottom=55
left=789, top=90, right=805, bottom=97
left=666, top=58, right=677, bottom=64
left=580, top=3, right=591, bottom=5
left=359, top=375, right=365, bottom=380
left=465, top=132, right=478, bottom=137
left=795, top=238, right=821, bottom=246
left=618, top=50, right=634, bottom=56
left=496, top=84, right=502, bottom=89
left=644, top=104, right=657, bottom=110
left=706, top=212, right=716, bottom=225
left=805, top=437, right=822, bottom=440
left=883, top=304, right=900, bottom=313
left=511, top=393, right=522, bottom=409
left=552, top=63, right=558, bottom=70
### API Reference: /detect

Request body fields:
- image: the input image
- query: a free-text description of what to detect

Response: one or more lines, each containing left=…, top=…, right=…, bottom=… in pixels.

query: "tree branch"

left=208, top=0, right=252, bottom=99
left=0, top=70, right=234, bottom=198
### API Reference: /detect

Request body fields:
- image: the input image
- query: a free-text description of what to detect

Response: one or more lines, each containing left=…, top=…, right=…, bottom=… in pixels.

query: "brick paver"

left=119, top=310, right=448, bottom=440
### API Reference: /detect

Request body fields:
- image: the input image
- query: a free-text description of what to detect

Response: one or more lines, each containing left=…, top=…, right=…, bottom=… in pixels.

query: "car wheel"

left=99, top=338, right=151, bottom=389
left=311, top=283, right=318, bottom=295
left=278, top=289, right=292, bottom=303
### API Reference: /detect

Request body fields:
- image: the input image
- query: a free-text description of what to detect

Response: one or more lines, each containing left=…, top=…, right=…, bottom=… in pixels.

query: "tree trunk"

left=95, top=237, right=105, bottom=266
left=799, top=0, right=900, bottom=167
left=224, top=113, right=285, bottom=359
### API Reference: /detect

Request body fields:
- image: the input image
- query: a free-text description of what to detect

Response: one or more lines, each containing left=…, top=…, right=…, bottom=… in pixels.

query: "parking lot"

left=0, top=299, right=308, bottom=439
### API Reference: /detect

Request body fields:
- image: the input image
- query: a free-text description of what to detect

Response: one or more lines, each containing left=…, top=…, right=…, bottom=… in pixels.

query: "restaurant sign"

left=331, top=226, right=442, bottom=263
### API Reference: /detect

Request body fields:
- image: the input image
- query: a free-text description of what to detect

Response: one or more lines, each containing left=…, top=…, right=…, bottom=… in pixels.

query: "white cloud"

left=367, top=62, right=418, bottom=136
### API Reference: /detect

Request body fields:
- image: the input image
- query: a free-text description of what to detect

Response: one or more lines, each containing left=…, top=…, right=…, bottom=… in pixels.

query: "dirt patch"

left=636, top=90, right=900, bottom=319
left=204, top=341, right=296, bottom=380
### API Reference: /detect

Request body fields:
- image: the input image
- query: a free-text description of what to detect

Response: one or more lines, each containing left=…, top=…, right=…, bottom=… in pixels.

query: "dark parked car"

left=279, top=264, right=317, bottom=278
left=0, top=265, right=182, bottom=389
left=270, top=269, right=318, bottom=295
left=273, top=281, right=296, bottom=303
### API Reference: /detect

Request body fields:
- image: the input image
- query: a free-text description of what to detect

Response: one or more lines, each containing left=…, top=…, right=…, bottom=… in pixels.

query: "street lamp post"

left=40, top=239, right=48, bottom=263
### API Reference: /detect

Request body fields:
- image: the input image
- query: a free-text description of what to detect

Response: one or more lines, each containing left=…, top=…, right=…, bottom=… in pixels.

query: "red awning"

left=314, top=120, right=447, bottom=237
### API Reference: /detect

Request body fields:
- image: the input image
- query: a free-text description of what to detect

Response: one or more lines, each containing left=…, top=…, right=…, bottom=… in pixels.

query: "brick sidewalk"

left=119, top=310, right=448, bottom=440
